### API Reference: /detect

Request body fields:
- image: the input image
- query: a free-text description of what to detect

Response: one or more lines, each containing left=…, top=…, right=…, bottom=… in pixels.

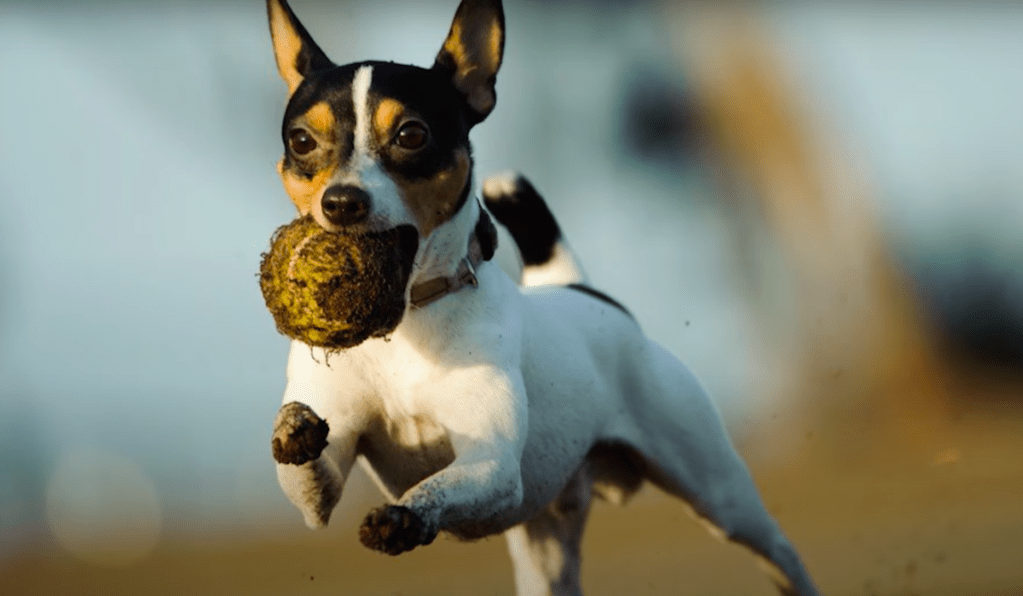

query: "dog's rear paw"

left=271, top=401, right=329, bottom=465
left=359, top=505, right=437, bottom=556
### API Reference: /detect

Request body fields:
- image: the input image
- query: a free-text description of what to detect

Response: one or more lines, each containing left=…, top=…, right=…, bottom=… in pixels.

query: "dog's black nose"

left=321, top=185, right=371, bottom=227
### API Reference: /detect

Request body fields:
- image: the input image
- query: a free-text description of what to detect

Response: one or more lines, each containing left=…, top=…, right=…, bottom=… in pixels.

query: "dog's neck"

left=409, top=225, right=485, bottom=309
left=407, top=196, right=492, bottom=308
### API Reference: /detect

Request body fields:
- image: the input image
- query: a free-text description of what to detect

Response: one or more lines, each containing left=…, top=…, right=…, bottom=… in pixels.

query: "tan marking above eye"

left=373, top=98, right=405, bottom=144
left=399, top=148, right=471, bottom=237
left=278, top=159, right=336, bottom=215
left=304, top=102, right=335, bottom=136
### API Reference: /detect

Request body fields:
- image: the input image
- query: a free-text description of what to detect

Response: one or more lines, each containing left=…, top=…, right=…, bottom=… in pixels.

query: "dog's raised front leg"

left=272, top=400, right=353, bottom=529
left=359, top=368, right=528, bottom=555
left=272, top=351, right=370, bottom=529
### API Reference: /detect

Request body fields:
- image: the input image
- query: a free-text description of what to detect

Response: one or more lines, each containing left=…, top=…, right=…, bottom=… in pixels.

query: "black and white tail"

left=482, top=173, right=587, bottom=288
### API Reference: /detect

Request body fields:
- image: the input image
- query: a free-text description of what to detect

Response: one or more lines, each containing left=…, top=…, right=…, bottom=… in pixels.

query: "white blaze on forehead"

left=352, top=65, right=374, bottom=162
left=345, top=65, right=411, bottom=228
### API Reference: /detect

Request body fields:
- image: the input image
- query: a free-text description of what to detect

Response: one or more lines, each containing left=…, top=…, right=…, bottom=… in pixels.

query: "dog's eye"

left=288, top=128, right=318, bottom=156
left=395, top=122, right=428, bottom=150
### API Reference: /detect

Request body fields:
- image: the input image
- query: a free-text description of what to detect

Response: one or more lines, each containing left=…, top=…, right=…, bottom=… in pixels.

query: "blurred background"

left=1, top=0, right=1021, bottom=594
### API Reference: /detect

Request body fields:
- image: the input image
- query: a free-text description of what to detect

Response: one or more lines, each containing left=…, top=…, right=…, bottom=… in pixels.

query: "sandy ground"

left=3, top=404, right=1022, bottom=596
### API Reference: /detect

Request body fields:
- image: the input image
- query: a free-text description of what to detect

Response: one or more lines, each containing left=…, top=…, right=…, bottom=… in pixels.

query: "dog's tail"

left=482, top=172, right=587, bottom=288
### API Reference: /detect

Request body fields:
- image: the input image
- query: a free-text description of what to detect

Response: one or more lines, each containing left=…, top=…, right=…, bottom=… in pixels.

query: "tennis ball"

left=260, top=217, right=418, bottom=350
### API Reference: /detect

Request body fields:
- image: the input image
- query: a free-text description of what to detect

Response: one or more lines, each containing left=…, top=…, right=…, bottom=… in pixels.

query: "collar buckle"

left=409, top=208, right=494, bottom=309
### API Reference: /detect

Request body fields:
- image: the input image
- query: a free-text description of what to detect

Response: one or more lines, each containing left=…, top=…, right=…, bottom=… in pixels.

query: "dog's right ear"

left=267, top=0, right=334, bottom=94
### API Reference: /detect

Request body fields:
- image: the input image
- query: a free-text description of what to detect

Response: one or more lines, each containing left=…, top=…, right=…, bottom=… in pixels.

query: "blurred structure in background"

left=663, top=6, right=959, bottom=458
left=1, top=1, right=1022, bottom=595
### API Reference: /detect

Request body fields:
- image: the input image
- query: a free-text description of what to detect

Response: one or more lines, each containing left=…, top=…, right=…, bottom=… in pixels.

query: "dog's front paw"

left=271, top=401, right=329, bottom=465
left=358, top=505, right=437, bottom=556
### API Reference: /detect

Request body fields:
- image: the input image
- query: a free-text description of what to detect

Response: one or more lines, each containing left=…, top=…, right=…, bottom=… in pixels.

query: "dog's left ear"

left=433, top=0, right=505, bottom=125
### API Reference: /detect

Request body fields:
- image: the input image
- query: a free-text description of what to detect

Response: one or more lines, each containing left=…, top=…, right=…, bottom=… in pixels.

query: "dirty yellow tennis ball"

left=259, top=217, right=418, bottom=350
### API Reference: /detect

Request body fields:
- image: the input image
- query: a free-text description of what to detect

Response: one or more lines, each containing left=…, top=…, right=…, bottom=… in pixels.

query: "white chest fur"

left=280, top=262, right=528, bottom=501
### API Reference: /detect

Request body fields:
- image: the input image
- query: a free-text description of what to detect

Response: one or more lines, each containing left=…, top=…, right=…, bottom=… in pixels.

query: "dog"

left=264, top=0, right=822, bottom=594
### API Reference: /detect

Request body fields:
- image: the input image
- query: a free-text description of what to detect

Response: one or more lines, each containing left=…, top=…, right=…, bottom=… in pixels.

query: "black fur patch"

left=282, top=65, right=358, bottom=173
left=367, top=62, right=475, bottom=181
left=475, top=207, right=498, bottom=261
left=452, top=161, right=475, bottom=220
left=568, top=284, right=633, bottom=319
left=483, top=176, right=561, bottom=266
left=279, top=60, right=479, bottom=182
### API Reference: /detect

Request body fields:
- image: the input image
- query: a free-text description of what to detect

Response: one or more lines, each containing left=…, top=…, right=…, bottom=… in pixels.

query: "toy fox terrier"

left=265, top=0, right=822, bottom=594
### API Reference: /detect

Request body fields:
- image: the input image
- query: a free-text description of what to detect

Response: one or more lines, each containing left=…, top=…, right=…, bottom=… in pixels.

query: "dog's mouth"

left=260, top=217, right=419, bottom=350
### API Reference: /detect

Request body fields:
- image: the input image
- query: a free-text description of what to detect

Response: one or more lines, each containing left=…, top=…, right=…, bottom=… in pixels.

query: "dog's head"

left=267, top=0, right=503, bottom=245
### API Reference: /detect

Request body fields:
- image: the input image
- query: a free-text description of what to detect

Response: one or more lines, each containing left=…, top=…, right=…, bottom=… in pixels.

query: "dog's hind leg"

left=482, top=173, right=587, bottom=288
left=504, top=466, right=592, bottom=596
left=623, top=341, right=822, bottom=596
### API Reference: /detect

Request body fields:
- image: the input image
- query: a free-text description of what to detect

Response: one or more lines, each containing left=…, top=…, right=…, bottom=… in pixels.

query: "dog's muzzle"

left=260, top=216, right=419, bottom=350
left=321, top=184, right=371, bottom=228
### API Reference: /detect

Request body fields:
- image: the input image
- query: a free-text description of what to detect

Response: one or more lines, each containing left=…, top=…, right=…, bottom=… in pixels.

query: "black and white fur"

left=265, top=1, right=821, bottom=594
